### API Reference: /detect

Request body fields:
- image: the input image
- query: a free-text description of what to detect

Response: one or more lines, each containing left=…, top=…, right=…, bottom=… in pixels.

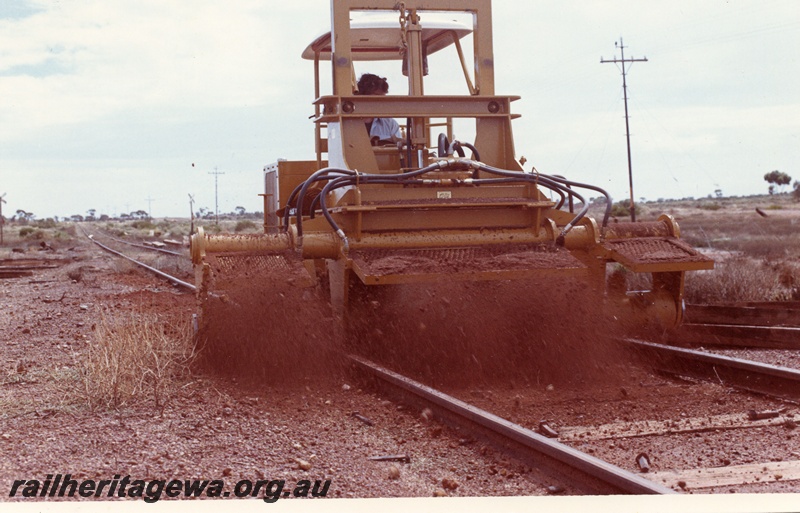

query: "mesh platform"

left=603, top=237, right=714, bottom=273
left=349, top=244, right=587, bottom=285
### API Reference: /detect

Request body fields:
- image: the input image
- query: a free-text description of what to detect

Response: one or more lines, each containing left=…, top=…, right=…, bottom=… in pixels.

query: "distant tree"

left=99, top=214, right=110, bottom=222
left=86, top=208, right=96, bottom=221
left=235, top=206, right=246, bottom=216
left=15, top=209, right=34, bottom=223
left=70, top=214, right=84, bottom=222
left=714, top=189, right=723, bottom=198
left=764, top=170, right=792, bottom=193
left=793, top=180, right=800, bottom=202
left=35, top=218, right=57, bottom=229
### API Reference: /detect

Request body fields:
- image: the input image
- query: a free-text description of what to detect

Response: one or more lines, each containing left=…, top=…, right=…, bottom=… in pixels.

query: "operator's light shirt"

left=369, top=118, right=402, bottom=142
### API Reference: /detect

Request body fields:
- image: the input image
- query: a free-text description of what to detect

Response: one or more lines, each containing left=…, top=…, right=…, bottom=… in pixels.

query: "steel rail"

left=677, top=323, right=800, bottom=350
left=622, top=338, right=800, bottom=401
left=716, top=300, right=800, bottom=310
left=86, top=234, right=196, bottom=291
left=685, top=304, right=800, bottom=328
left=348, top=354, right=673, bottom=495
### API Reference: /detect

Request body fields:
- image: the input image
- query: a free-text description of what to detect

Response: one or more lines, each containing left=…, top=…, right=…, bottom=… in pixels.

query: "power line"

left=601, top=37, right=648, bottom=222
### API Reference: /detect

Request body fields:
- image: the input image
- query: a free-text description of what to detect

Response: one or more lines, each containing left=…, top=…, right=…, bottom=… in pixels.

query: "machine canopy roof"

left=302, top=17, right=472, bottom=61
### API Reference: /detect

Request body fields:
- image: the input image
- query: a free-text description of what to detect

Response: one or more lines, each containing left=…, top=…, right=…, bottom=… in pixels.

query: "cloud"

left=0, top=0, right=798, bottom=218
left=0, top=0, right=312, bottom=141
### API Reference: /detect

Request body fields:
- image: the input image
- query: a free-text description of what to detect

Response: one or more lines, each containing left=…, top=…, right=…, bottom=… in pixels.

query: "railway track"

left=93, top=231, right=186, bottom=257
left=82, top=226, right=195, bottom=291
left=349, top=354, right=673, bottom=495
left=352, top=336, right=800, bottom=494
left=83, top=232, right=800, bottom=495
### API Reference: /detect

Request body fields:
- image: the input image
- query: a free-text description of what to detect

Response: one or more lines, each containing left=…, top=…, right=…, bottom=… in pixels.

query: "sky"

left=0, top=0, right=798, bottom=220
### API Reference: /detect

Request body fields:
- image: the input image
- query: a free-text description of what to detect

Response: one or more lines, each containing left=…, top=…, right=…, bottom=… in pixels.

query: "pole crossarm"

left=600, top=56, right=649, bottom=65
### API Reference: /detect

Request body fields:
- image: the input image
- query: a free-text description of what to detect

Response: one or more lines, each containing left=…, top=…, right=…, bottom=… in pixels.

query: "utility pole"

left=145, top=196, right=155, bottom=220
left=188, top=193, right=195, bottom=234
left=208, top=167, right=224, bottom=225
left=601, top=38, right=647, bottom=222
left=0, top=193, right=6, bottom=245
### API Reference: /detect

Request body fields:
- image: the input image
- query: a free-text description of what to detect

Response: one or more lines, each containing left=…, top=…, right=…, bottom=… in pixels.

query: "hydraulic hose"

left=464, top=162, right=591, bottom=242
left=286, top=157, right=610, bottom=247
left=437, top=133, right=449, bottom=158
left=292, top=167, right=355, bottom=237
left=544, top=174, right=613, bottom=229
left=458, top=141, right=480, bottom=162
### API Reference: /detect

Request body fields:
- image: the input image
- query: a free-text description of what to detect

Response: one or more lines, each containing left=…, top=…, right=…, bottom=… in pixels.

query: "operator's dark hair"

left=356, top=73, right=389, bottom=95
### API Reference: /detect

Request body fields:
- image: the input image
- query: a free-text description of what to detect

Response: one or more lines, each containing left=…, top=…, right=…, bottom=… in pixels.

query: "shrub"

left=685, top=256, right=798, bottom=303
left=19, top=227, right=45, bottom=239
left=130, top=220, right=156, bottom=230
left=167, top=226, right=187, bottom=237
left=610, top=201, right=636, bottom=218
left=234, top=220, right=257, bottom=232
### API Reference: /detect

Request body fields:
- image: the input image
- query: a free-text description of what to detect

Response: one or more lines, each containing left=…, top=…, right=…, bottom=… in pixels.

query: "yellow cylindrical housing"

left=346, top=226, right=556, bottom=251
left=190, top=227, right=293, bottom=264
left=603, top=215, right=680, bottom=240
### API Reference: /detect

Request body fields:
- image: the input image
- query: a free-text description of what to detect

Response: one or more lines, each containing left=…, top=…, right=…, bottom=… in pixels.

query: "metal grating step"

left=603, top=237, right=714, bottom=273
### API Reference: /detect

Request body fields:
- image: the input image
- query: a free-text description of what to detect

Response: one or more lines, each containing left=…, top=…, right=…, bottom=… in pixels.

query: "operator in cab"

left=356, top=73, right=403, bottom=146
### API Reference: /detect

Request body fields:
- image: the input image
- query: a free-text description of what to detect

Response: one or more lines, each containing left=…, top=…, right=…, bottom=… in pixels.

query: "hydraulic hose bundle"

left=281, top=156, right=613, bottom=250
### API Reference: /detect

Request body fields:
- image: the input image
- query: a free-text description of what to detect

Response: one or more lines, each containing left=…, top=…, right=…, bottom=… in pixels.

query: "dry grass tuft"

left=685, top=256, right=800, bottom=303
left=79, top=311, right=196, bottom=411
left=672, top=204, right=800, bottom=303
